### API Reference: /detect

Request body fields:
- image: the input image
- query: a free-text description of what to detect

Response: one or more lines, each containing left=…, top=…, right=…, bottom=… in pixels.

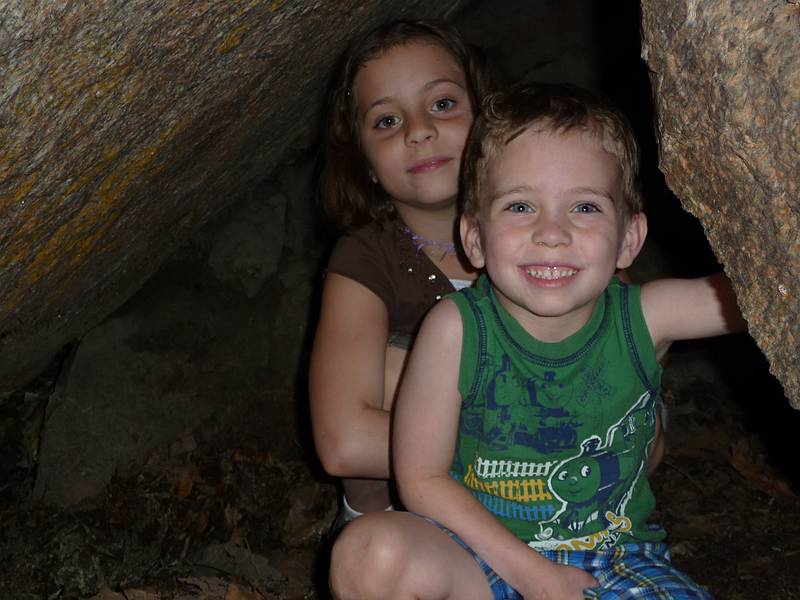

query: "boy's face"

left=461, top=127, right=646, bottom=341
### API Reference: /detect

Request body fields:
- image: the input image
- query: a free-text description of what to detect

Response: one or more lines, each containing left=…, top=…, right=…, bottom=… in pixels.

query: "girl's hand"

left=522, top=562, right=597, bottom=600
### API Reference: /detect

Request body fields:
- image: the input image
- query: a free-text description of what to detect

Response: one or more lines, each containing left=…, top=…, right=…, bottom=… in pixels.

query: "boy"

left=329, top=83, right=744, bottom=600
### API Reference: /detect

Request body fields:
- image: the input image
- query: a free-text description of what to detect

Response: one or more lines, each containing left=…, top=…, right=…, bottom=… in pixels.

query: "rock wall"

left=0, top=0, right=469, bottom=392
left=640, top=0, right=800, bottom=408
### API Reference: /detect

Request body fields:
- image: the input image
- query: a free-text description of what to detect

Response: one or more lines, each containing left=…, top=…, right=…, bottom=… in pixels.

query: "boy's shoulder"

left=444, top=273, right=491, bottom=313
left=417, top=296, right=465, bottom=345
left=604, top=276, right=644, bottom=311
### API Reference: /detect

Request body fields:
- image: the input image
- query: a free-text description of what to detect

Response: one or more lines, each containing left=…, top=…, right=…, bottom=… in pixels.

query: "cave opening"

left=1, top=1, right=798, bottom=598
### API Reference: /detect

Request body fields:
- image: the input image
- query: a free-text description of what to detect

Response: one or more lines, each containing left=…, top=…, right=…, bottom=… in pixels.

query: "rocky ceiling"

left=1, top=0, right=798, bottom=407
left=0, top=0, right=470, bottom=389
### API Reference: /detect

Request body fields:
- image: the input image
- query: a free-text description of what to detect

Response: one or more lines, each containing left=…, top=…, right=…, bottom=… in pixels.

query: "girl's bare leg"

left=383, top=344, right=409, bottom=411
left=338, top=344, right=409, bottom=515
left=330, top=512, right=493, bottom=600
left=341, top=478, right=392, bottom=514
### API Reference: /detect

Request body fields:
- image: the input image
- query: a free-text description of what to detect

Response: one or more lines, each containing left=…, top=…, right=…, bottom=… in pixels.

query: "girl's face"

left=353, top=40, right=474, bottom=216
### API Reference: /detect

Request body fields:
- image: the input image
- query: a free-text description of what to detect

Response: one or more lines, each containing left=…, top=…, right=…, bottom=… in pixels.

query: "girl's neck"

left=393, top=202, right=458, bottom=245
left=393, top=200, right=477, bottom=281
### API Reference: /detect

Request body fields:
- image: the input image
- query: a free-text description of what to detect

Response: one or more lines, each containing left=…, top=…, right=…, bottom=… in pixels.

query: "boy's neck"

left=493, top=283, right=603, bottom=344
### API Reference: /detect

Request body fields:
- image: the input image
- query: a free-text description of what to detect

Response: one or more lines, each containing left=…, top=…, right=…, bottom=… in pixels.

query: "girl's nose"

left=532, top=214, right=571, bottom=248
left=405, top=113, right=437, bottom=146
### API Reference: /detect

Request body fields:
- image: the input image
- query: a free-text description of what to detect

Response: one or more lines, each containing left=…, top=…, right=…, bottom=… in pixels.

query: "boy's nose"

left=531, top=215, right=571, bottom=248
left=405, top=113, right=437, bottom=145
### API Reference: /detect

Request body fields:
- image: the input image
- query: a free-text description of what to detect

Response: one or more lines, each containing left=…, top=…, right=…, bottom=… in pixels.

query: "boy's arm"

left=641, top=272, right=747, bottom=360
left=393, top=299, right=596, bottom=599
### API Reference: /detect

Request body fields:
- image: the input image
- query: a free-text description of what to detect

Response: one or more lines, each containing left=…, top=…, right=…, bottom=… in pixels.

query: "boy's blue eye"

left=375, top=116, right=400, bottom=129
left=506, top=202, right=533, bottom=213
left=432, top=98, right=455, bottom=112
left=574, top=202, right=600, bottom=213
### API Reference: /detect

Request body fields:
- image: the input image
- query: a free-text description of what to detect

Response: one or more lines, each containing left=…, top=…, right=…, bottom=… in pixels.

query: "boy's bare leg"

left=330, top=512, right=494, bottom=600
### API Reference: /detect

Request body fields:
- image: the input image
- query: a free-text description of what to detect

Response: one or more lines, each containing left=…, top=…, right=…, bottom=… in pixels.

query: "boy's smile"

left=354, top=41, right=474, bottom=218
left=462, top=127, right=644, bottom=342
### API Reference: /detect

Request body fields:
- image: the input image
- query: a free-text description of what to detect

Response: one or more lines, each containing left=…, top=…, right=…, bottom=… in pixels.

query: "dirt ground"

left=1, top=333, right=798, bottom=600
left=650, top=338, right=800, bottom=599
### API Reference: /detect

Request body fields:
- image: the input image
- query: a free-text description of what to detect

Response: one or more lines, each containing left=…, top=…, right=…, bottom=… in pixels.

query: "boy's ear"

left=460, top=214, right=486, bottom=269
left=616, top=212, right=647, bottom=269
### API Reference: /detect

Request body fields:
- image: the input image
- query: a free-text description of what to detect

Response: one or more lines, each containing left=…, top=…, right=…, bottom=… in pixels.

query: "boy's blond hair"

left=460, top=82, right=643, bottom=221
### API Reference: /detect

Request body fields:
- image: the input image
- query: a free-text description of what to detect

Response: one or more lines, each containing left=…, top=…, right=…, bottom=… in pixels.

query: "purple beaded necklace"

left=403, top=225, right=456, bottom=259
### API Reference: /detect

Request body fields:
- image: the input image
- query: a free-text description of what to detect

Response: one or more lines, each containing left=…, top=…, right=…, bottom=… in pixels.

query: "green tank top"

left=450, top=275, right=666, bottom=551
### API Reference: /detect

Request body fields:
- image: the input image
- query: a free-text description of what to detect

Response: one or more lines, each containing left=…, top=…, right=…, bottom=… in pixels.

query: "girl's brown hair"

left=321, top=19, right=491, bottom=230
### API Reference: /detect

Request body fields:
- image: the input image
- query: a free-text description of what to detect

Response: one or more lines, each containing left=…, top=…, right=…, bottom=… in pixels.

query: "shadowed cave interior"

left=1, top=2, right=799, bottom=599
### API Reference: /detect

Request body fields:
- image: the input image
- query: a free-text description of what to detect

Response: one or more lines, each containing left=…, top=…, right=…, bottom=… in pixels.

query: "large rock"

left=640, top=0, right=800, bottom=407
left=0, top=0, right=469, bottom=392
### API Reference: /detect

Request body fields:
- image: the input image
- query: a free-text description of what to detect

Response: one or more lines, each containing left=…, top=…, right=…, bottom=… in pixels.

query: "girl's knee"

left=330, top=514, right=411, bottom=599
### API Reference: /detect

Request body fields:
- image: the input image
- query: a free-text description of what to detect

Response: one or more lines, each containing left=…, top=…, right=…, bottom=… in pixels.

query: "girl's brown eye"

left=376, top=116, right=399, bottom=129
left=432, top=98, right=456, bottom=112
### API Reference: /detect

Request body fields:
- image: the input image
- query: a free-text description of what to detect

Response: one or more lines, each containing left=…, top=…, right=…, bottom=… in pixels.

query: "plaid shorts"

left=425, top=517, right=714, bottom=600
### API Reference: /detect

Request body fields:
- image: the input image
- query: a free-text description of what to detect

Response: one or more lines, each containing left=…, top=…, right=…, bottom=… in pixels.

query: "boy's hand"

left=522, top=563, right=597, bottom=600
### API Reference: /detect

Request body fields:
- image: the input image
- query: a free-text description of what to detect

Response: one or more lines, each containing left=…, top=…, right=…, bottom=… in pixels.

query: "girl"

left=309, top=19, right=491, bottom=526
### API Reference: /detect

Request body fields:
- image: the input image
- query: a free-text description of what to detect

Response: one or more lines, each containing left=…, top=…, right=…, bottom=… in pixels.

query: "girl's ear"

left=616, top=212, right=648, bottom=269
left=460, top=214, right=486, bottom=269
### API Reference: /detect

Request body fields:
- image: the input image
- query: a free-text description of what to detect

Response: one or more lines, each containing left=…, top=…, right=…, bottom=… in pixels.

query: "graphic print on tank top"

left=461, top=352, right=655, bottom=552
left=532, top=388, right=655, bottom=551
left=480, top=355, right=580, bottom=453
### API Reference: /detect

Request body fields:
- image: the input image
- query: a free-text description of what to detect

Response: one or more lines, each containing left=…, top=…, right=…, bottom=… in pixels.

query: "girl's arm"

left=309, top=273, right=394, bottom=479
left=394, top=300, right=596, bottom=599
left=641, top=272, right=747, bottom=360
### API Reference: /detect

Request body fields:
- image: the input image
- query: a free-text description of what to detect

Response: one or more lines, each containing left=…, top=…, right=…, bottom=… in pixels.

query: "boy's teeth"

left=525, top=266, right=577, bottom=280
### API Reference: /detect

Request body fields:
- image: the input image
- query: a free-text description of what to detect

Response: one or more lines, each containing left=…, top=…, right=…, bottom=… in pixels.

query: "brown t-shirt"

left=326, top=220, right=456, bottom=348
